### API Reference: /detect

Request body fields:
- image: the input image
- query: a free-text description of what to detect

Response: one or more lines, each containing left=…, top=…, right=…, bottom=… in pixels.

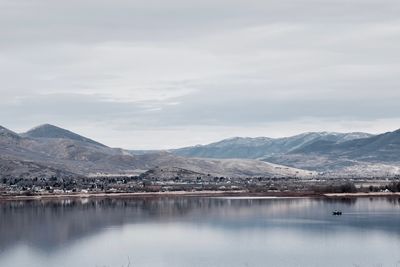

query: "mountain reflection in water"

left=0, top=197, right=399, bottom=267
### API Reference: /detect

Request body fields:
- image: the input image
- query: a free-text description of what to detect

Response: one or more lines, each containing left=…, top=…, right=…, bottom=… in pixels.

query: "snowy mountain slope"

left=172, top=132, right=373, bottom=159
left=22, top=124, right=106, bottom=147
left=0, top=125, right=316, bottom=179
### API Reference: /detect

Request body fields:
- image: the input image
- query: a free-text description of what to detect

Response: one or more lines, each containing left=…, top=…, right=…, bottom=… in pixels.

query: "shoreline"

left=0, top=190, right=399, bottom=202
left=323, top=192, right=400, bottom=197
left=0, top=190, right=317, bottom=201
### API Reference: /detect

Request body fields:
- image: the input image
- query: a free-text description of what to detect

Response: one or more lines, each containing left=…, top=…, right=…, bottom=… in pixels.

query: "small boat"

left=332, top=210, right=342, bottom=216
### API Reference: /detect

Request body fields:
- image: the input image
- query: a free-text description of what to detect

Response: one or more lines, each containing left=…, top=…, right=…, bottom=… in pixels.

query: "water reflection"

left=0, top=197, right=399, bottom=267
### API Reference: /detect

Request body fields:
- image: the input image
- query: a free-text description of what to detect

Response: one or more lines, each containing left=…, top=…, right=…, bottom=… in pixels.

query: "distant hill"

left=0, top=124, right=315, bottom=179
left=172, top=132, right=373, bottom=159
left=261, top=129, right=400, bottom=175
left=169, top=130, right=400, bottom=176
left=0, top=157, right=77, bottom=180
left=288, top=129, right=400, bottom=163
left=0, top=126, right=21, bottom=142
left=2, top=124, right=399, bottom=179
left=22, top=124, right=106, bottom=147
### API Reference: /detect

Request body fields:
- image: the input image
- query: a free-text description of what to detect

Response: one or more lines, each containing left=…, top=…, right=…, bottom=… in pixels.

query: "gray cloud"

left=1, top=0, right=400, bottom=148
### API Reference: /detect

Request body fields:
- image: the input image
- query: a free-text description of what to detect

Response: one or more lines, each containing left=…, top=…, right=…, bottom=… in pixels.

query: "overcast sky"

left=1, top=0, right=400, bottom=149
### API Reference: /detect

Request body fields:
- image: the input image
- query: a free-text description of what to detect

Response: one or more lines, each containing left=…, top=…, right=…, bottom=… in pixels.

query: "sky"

left=1, top=0, right=400, bottom=149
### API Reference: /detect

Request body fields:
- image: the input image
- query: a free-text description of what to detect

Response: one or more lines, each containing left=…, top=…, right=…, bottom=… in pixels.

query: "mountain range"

left=171, top=132, right=373, bottom=159
left=171, top=130, right=400, bottom=176
left=0, top=124, right=314, bottom=179
left=1, top=124, right=400, bottom=179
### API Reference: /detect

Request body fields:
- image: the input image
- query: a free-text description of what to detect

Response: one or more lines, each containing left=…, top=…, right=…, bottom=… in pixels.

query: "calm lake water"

left=0, top=196, right=400, bottom=267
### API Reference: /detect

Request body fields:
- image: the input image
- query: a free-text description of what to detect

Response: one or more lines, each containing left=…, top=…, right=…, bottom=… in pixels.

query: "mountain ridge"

left=0, top=124, right=316, bottom=179
left=22, top=124, right=107, bottom=148
left=1, top=124, right=400, bottom=179
left=0, top=125, right=21, bottom=141
left=171, top=131, right=374, bottom=159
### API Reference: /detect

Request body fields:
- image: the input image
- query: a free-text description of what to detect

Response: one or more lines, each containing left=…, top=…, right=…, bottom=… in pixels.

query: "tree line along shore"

left=1, top=175, right=399, bottom=200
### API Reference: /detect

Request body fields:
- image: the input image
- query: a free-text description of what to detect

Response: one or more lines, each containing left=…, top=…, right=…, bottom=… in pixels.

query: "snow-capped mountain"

left=0, top=124, right=315, bottom=179
left=172, top=132, right=373, bottom=159
left=1, top=124, right=399, bottom=179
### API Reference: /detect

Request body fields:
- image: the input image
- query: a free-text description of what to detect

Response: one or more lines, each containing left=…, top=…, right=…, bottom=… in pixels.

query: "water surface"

left=0, top=196, right=399, bottom=267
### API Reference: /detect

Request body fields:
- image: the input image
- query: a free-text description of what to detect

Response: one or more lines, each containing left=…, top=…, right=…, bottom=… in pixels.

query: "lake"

left=0, top=196, right=399, bottom=267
